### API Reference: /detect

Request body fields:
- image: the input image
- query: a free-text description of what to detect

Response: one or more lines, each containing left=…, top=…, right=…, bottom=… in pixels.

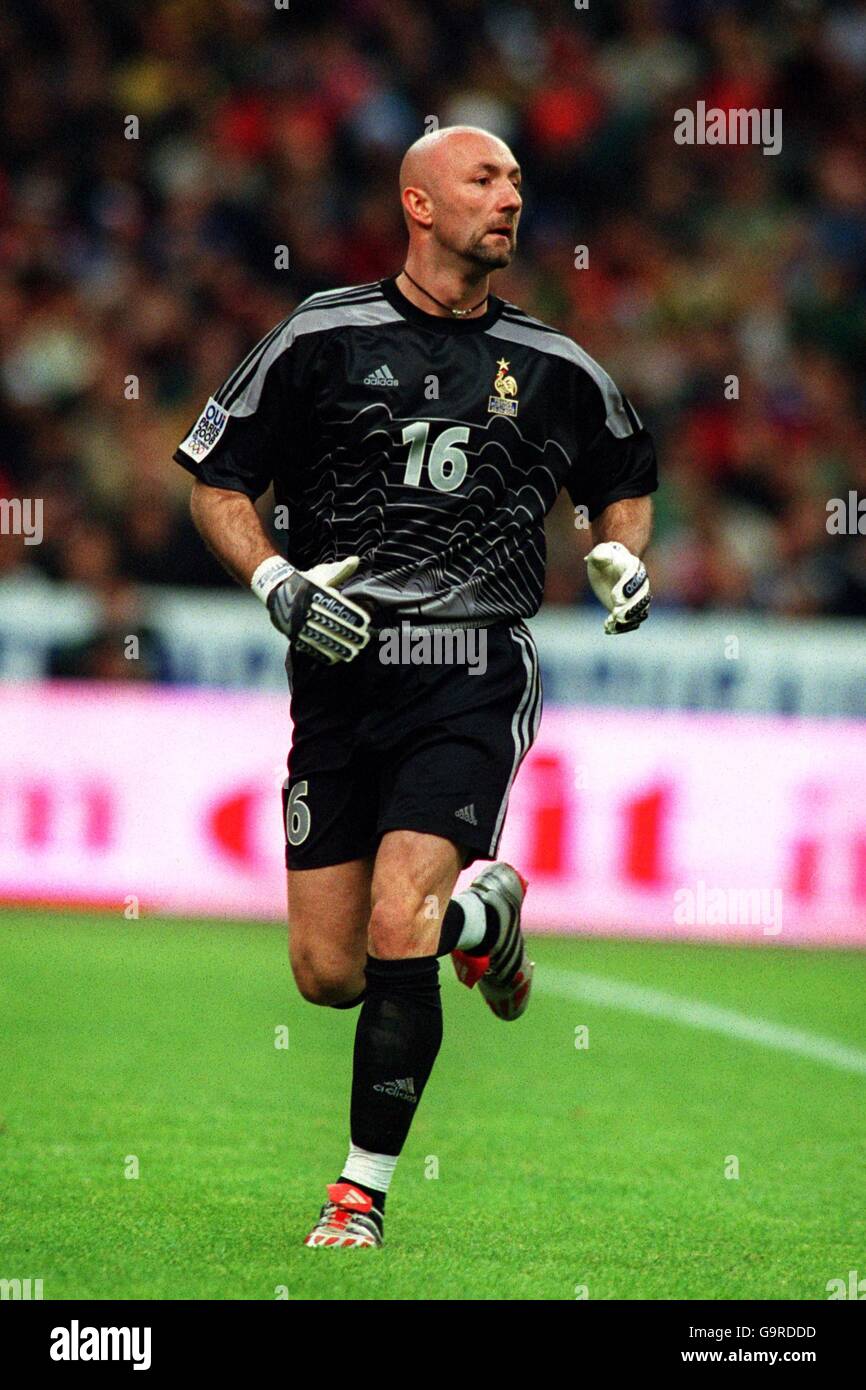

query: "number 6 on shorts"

left=283, top=778, right=312, bottom=847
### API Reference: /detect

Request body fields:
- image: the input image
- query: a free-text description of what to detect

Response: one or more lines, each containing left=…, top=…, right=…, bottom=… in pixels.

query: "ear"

left=401, top=185, right=433, bottom=230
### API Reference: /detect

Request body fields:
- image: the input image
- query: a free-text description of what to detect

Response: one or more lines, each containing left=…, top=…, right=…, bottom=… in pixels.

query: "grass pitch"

left=1, top=909, right=864, bottom=1301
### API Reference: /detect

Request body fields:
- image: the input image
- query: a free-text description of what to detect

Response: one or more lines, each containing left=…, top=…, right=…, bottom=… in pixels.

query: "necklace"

left=399, top=268, right=488, bottom=318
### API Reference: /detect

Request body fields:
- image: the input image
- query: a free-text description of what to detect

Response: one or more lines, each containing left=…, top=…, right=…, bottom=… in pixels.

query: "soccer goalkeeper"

left=176, top=126, right=656, bottom=1248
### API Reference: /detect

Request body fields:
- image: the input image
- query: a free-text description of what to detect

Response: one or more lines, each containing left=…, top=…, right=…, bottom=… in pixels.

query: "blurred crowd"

left=1, top=0, right=866, bottom=680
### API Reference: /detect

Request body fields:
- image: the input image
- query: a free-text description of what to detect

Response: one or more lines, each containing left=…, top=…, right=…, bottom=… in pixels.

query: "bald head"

left=397, top=126, right=522, bottom=271
left=400, top=126, right=513, bottom=197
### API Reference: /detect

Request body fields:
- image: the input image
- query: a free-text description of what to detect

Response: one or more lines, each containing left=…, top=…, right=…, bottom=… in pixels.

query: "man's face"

left=429, top=139, right=523, bottom=269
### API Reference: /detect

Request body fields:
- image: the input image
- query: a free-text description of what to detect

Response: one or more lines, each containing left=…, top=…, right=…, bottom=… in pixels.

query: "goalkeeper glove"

left=251, top=555, right=371, bottom=665
left=585, top=541, right=651, bottom=635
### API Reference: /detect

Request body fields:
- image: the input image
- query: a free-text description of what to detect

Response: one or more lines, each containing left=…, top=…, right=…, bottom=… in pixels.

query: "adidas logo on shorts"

left=364, top=363, right=399, bottom=387
left=454, top=804, right=478, bottom=826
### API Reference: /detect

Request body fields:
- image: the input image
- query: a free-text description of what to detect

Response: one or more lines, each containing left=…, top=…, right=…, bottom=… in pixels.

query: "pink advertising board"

left=1, top=681, right=864, bottom=945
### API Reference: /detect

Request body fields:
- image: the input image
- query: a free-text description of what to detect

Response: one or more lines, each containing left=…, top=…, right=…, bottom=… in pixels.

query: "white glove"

left=304, top=557, right=363, bottom=591
left=585, top=541, right=651, bottom=635
left=256, top=554, right=372, bottom=665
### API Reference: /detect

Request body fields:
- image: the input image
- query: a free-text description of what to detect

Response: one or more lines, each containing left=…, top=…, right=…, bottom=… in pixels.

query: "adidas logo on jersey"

left=364, top=363, right=399, bottom=387
left=373, top=1076, right=417, bottom=1102
left=455, top=804, right=478, bottom=826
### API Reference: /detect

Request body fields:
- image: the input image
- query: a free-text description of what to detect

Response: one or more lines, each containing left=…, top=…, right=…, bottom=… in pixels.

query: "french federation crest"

left=488, top=358, right=519, bottom=416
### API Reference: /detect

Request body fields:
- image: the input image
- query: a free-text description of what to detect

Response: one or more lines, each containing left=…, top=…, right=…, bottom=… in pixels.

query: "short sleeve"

left=173, top=324, right=294, bottom=500
left=564, top=357, right=658, bottom=521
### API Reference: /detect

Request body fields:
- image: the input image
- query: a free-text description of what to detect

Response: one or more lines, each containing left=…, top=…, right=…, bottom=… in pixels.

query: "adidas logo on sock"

left=363, top=363, right=399, bottom=387
left=373, top=1076, right=417, bottom=1102
left=454, top=803, right=478, bottom=826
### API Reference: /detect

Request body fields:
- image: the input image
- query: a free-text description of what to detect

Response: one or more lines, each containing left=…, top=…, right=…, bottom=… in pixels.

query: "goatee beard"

left=465, top=241, right=513, bottom=270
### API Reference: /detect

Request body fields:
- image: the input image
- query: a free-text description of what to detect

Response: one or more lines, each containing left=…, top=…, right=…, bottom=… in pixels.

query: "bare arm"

left=189, top=480, right=278, bottom=587
left=584, top=494, right=653, bottom=634
left=188, top=479, right=371, bottom=662
left=590, top=495, right=653, bottom=555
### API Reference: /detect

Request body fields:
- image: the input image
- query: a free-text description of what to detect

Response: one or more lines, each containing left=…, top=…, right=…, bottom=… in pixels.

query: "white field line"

left=537, top=967, right=866, bottom=1077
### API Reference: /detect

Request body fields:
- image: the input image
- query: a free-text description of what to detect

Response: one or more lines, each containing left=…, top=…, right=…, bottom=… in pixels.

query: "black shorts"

left=282, top=619, right=542, bottom=871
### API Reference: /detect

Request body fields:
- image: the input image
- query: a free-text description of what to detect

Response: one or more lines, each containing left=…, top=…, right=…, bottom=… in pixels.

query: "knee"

left=290, top=949, right=359, bottom=1007
left=367, top=894, right=426, bottom=960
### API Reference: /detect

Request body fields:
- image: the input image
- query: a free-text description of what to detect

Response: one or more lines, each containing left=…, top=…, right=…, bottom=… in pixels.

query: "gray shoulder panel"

left=299, top=280, right=383, bottom=306
left=224, top=296, right=403, bottom=418
left=486, top=318, right=638, bottom=438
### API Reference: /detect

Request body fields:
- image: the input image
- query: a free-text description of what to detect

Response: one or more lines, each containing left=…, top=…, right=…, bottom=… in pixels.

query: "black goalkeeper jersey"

left=174, top=275, right=658, bottom=623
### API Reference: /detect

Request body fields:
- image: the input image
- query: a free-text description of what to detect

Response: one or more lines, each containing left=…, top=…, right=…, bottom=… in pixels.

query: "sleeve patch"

left=178, top=397, right=229, bottom=461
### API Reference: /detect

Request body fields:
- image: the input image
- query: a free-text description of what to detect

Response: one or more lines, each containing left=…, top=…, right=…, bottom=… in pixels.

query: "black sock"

left=337, top=1176, right=387, bottom=1214
left=436, top=899, right=499, bottom=957
left=350, top=955, right=442, bottom=1159
left=436, top=899, right=465, bottom=955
